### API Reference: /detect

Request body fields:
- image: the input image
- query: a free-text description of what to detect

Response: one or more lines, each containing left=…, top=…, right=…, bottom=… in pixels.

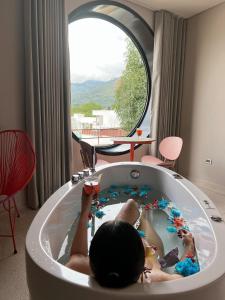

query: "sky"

left=68, top=18, right=128, bottom=83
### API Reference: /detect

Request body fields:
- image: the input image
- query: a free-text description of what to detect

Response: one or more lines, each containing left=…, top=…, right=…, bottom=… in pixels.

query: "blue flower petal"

left=181, top=226, right=190, bottom=231
left=130, top=191, right=138, bottom=197
left=109, top=191, right=119, bottom=198
left=175, top=258, right=200, bottom=276
left=167, top=226, right=177, bottom=233
left=139, top=190, right=148, bottom=197
left=99, top=197, right=109, bottom=204
left=158, top=198, right=169, bottom=209
left=171, top=208, right=181, bottom=217
left=95, top=210, right=105, bottom=219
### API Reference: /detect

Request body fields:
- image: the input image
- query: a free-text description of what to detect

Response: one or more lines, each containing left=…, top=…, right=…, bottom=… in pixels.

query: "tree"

left=71, top=102, right=103, bottom=116
left=114, top=40, right=147, bottom=132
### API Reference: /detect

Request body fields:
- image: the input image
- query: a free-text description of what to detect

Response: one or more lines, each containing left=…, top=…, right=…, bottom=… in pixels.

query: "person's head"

left=89, top=220, right=145, bottom=288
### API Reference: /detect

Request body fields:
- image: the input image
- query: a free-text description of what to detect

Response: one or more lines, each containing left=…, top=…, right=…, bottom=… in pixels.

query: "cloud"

left=69, top=18, right=128, bottom=83
left=71, top=61, right=125, bottom=83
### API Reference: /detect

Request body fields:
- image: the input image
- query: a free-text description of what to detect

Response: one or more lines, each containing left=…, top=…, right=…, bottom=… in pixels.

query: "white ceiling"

left=126, top=0, right=225, bottom=18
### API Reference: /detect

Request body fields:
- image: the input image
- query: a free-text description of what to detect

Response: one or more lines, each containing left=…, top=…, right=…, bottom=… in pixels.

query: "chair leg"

left=8, top=199, right=17, bottom=254
left=12, top=196, right=20, bottom=218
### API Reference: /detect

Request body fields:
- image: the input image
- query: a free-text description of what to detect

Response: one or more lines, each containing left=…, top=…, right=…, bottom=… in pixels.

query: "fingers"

left=181, top=232, right=195, bottom=249
left=182, top=232, right=193, bottom=239
left=177, top=229, right=192, bottom=239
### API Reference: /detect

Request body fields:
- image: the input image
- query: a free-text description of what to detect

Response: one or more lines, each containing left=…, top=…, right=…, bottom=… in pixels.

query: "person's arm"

left=146, top=232, right=195, bottom=282
left=179, top=232, right=195, bottom=261
left=163, top=233, right=196, bottom=281
left=66, top=189, right=93, bottom=274
left=70, top=189, right=93, bottom=256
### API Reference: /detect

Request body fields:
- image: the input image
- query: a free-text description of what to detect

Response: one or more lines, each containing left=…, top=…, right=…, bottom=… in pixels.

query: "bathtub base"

left=26, top=163, right=225, bottom=300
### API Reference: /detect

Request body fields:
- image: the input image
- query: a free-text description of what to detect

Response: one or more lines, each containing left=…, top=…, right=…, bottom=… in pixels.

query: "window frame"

left=69, top=0, right=154, bottom=156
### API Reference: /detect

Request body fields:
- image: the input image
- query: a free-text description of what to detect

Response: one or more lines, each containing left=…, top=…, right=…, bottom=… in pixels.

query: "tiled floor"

left=0, top=209, right=37, bottom=300
left=0, top=188, right=225, bottom=300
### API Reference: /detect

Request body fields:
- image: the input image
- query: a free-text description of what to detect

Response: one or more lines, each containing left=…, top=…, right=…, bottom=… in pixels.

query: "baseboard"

left=187, top=177, right=225, bottom=197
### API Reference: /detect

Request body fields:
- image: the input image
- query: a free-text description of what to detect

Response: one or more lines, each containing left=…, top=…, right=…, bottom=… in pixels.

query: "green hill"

left=71, top=79, right=117, bottom=109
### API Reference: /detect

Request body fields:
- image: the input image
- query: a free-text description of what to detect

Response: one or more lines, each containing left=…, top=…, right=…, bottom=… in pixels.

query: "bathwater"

left=58, top=184, right=188, bottom=273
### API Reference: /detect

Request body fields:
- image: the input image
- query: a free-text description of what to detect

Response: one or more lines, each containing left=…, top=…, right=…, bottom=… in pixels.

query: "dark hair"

left=89, top=220, right=145, bottom=288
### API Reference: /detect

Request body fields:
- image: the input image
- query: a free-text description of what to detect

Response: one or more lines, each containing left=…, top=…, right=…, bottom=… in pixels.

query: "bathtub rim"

left=26, top=162, right=225, bottom=297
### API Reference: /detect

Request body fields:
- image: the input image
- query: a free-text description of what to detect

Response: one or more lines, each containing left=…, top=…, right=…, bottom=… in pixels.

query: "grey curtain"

left=24, top=0, right=72, bottom=208
left=150, top=11, right=187, bottom=156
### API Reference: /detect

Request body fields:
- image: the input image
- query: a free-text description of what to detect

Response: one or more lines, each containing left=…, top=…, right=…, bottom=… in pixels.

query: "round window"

left=68, top=1, right=154, bottom=155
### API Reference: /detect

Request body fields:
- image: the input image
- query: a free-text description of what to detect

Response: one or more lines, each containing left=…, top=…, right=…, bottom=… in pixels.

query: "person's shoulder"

left=66, top=254, right=91, bottom=275
left=151, top=269, right=182, bottom=282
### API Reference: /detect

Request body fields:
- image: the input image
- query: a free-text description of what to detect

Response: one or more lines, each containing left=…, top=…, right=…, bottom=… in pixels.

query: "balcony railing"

left=73, top=127, right=128, bottom=146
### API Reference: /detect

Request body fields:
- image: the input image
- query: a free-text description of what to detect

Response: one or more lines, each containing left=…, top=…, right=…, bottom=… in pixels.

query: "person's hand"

left=81, top=187, right=95, bottom=215
left=182, top=232, right=194, bottom=248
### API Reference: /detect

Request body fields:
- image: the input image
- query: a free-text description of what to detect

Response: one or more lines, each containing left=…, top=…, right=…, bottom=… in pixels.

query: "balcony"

left=73, top=127, right=128, bottom=146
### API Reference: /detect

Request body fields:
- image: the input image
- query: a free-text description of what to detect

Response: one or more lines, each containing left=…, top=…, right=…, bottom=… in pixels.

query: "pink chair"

left=141, top=136, right=183, bottom=169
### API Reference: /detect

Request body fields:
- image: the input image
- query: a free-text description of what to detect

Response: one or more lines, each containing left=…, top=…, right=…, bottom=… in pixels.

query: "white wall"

left=0, top=0, right=25, bottom=131
left=0, top=0, right=26, bottom=210
left=179, top=2, right=225, bottom=196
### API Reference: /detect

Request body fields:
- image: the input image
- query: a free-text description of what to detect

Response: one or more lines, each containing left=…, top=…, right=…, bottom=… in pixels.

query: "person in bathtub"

left=66, top=189, right=196, bottom=288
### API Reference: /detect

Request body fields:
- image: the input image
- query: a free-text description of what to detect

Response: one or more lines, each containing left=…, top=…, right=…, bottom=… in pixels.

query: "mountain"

left=71, top=79, right=118, bottom=108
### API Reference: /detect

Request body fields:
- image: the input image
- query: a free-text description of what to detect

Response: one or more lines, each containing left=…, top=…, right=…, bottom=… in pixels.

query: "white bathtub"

left=26, top=163, right=225, bottom=300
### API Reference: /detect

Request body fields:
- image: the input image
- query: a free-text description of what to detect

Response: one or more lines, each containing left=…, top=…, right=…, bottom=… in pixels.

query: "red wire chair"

left=0, top=130, right=36, bottom=253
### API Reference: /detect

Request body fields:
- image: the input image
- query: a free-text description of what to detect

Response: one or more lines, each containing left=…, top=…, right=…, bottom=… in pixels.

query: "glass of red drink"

left=84, top=176, right=100, bottom=195
left=136, top=128, right=142, bottom=137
